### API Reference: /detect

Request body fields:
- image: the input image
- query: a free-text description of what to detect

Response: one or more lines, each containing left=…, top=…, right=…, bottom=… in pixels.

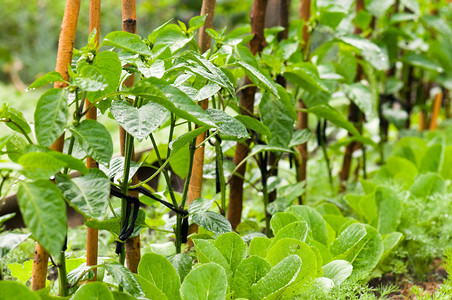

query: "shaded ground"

left=369, top=260, right=448, bottom=299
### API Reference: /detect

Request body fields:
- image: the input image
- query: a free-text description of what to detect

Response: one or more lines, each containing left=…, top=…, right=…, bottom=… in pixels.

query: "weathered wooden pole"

left=31, top=0, right=81, bottom=291
left=228, top=0, right=268, bottom=230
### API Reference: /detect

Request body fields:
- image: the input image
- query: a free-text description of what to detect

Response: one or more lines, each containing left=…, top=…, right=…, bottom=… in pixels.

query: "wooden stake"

left=121, top=0, right=140, bottom=273
left=187, top=0, right=216, bottom=205
left=429, top=92, right=443, bottom=130
left=228, top=0, right=268, bottom=230
left=295, top=0, right=311, bottom=203
left=85, top=0, right=101, bottom=281
left=31, top=0, right=81, bottom=291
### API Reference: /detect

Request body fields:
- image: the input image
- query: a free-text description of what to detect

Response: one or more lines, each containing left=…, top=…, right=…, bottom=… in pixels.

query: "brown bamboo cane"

left=121, top=0, right=140, bottom=273
left=268, top=0, right=291, bottom=205
left=429, top=92, right=443, bottom=130
left=295, top=0, right=311, bottom=203
left=187, top=0, right=216, bottom=206
left=227, top=0, right=268, bottom=230
left=338, top=0, right=364, bottom=192
left=31, top=0, right=81, bottom=291
left=85, top=0, right=101, bottom=281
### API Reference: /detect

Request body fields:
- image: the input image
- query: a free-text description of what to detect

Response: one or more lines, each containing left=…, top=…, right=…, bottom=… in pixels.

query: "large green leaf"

left=250, top=255, right=302, bottom=300
left=270, top=221, right=309, bottom=246
left=110, top=100, right=168, bottom=141
left=56, top=169, right=110, bottom=219
left=214, top=232, right=248, bottom=273
left=180, top=263, right=228, bottom=300
left=72, top=282, right=114, bottom=300
left=231, top=256, right=271, bottom=299
left=259, top=94, right=294, bottom=148
left=70, top=119, right=113, bottom=165
left=18, top=152, right=67, bottom=180
left=249, top=237, right=272, bottom=258
left=192, top=211, right=232, bottom=234
left=0, top=281, right=39, bottom=300
left=235, top=115, right=272, bottom=138
left=134, top=274, right=168, bottom=300
left=74, top=65, right=108, bottom=92
left=206, top=109, right=249, bottom=139
left=193, top=239, right=231, bottom=276
left=270, top=212, right=300, bottom=235
left=345, top=82, right=375, bottom=120
left=132, top=78, right=214, bottom=127
left=338, top=35, right=389, bottom=71
left=374, top=186, right=401, bottom=235
left=322, top=260, right=353, bottom=287
left=138, top=253, right=181, bottom=300
left=102, top=31, right=152, bottom=55
left=284, top=63, right=329, bottom=93
left=17, top=180, right=66, bottom=263
left=286, top=206, right=329, bottom=246
left=0, top=104, right=31, bottom=135
left=104, top=263, right=144, bottom=298
left=235, top=60, right=279, bottom=97
left=34, top=88, right=68, bottom=147
left=170, top=253, right=193, bottom=282
left=308, top=105, right=359, bottom=136
left=104, top=156, right=141, bottom=184
left=409, top=173, right=446, bottom=198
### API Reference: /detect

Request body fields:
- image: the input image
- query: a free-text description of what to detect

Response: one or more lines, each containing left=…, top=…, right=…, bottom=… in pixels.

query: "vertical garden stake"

left=228, top=0, right=268, bottom=230
left=85, top=0, right=101, bottom=281
left=120, top=0, right=141, bottom=273
left=30, top=0, right=81, bottom=293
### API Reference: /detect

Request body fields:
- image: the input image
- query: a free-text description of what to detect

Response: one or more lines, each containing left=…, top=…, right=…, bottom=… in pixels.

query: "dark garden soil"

left=369, top=259, right=448, bottom=299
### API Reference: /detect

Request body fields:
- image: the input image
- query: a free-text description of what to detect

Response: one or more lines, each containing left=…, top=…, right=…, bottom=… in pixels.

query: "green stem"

left=214, top=139, right=226, bottom=215
left=58, top=245, right=68, bottom=296
left=362, top=145, right=367, bottom=179
left=320, top=135, right=333, bottom=191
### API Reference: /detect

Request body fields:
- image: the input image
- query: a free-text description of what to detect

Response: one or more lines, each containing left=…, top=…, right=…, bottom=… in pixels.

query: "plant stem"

left=58, top=247, right=68, bottom=296
left=214, top=139, right=226, bottom=215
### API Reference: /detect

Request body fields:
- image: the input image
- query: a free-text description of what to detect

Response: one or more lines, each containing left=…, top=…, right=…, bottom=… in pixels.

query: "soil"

left=369, top=259, right=448, bottom=299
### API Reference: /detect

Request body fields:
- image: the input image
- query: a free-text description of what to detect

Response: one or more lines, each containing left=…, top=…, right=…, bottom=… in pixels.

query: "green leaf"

left=133, top=78, right=214, bottom=127
left=259, top=94, right=294, bottom=148
left=235, top=115, right=272, bottom=138
left=270, top=212, right=300, bottom=235
left=110, top=100, right=168, bottom=141
left=318, top=5, right=347, bottom=29
left=231, top=256, right=271, bottom=299
left=188, top=197, right=215, bottom=214
left=103, top=156, right=141, bottom=184
left=111, top=291, right=138, bottom=300
left=102, top=31, right=152, bottom=55
left=0, top=104, right=31, bottom=135
left=134, top=274, right=168, bottom=300
left=284, top=63, right=329, bottom=93
left=338, top=35, right=390, bottom=71
left=104, top=263, right=144, bottom=298
left=250, top=255, right=302, bottom=300
left=188, top=15, right=207, bottom=32
left=206, top=109, right=249, bottom=138
left=367, top=0, right=395, bottom=17
left=409, top=173, right=446, bottom=198
left=18, top=152, right=66, bottom=179
left=214, top=232, right=248, bottom=273
left=67, top=264, right=95, bottom=287
left=85, top=209, right=146, bottom=239
left=137, top=253, right=181, bottom=300
left=330, top=223, right=367, bottom=256
left=70, top=119, right=113, bottom=165
left=235, top=60, right=279, bottom=97
left=289, top=129, right=311, bottom=148
left=56, top=169, right=110, bottom=219
left=72, top=282, right=114, bottom=300
left=420, top=144, right=443, bottom=173
left=47, top=151, right=89, bottom=175
left=322, top=260, right=353, bottom=287
left=0, top=232, right=30, bottom=258
left=28, top=71, right=64, bottom=90
left=401, top=53, right=443, bottom=72
left=193, top=239, right=232, bottom=275
left=7, top=261, right=34, bottom=283
left=169, top=127, right=208, bottom=153
left=170, top=253, right=193, bottom=282
left=249, top=237, right=272, bottom=258
left=192, top=211, right=232, bottom=234
left=0, top=281, right=39, bottom=300
left=34, top=88, right=68, bottom=147
left=270, top=221, right=309, bottom=246
left=74, top=65, right=109, bottom=92
left=345, top=82, right=375, bottom=120
left=265, top=238, right=318, bottom=295
left=180, top=263, right=228, bottom=300
left=374, top=186, right=401, bottom=235
left=286, top=206, right=329, bottom=245
left=17, top=180, right=66, bottom=263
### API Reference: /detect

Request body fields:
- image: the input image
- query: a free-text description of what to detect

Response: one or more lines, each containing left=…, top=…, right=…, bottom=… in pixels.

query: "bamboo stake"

left=121, top=0, right=140, bottom=273
left=85, top=0, right=101, bottom=281
left=187, top=0, right=216, bottom=205
left=339, top=0, right=364, bottom=191
left=31, top=0, right=81, bottom=291
left=429, top=92, right=443, bottom=130
left=295, top=0, right=310, bottom=203
left=228, top=0, right=268, bottom=230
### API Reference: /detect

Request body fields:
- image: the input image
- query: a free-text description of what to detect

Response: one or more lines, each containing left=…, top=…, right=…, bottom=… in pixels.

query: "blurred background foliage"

left=0, top=0, right=254, bottom=85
